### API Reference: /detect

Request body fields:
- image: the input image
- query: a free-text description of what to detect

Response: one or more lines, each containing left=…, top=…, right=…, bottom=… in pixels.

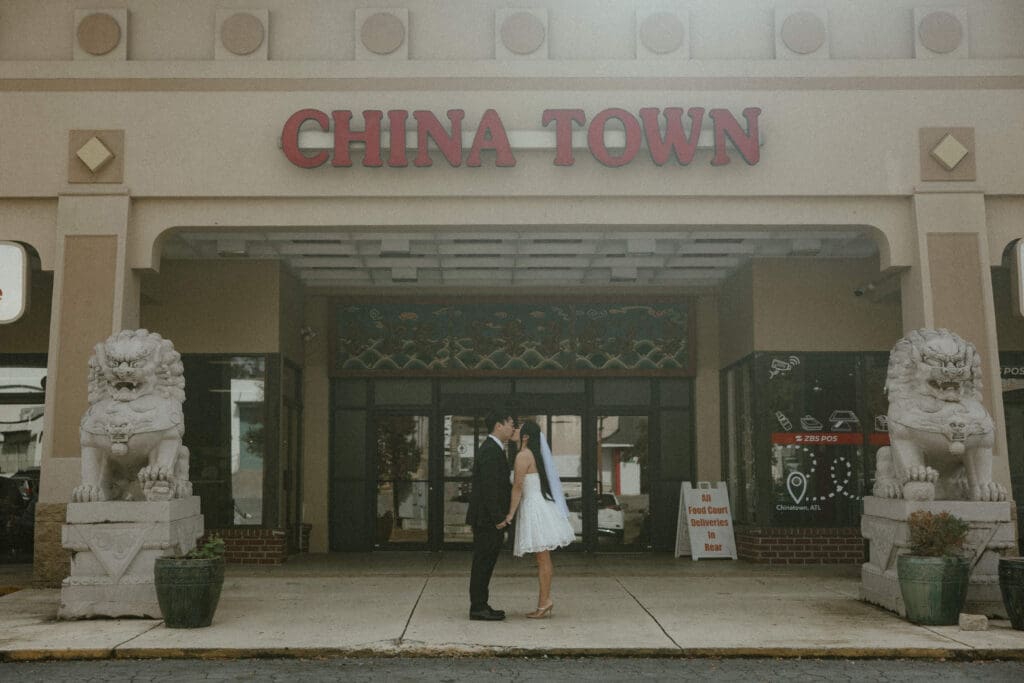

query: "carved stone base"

left=860, top=496, right=1015, bottom=618
left=58, top=496, right=203, bottom=619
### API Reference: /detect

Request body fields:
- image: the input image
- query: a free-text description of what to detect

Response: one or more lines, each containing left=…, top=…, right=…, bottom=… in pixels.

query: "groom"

left=466, top=406, right=516, bottom=621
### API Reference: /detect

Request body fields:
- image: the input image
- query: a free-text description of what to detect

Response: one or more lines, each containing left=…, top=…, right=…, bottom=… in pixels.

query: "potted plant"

left=998, top=555, right=1024, bottom=630
left=897, top=510, right=971, bottom=626
left=153, top=534, right=226, bottom=628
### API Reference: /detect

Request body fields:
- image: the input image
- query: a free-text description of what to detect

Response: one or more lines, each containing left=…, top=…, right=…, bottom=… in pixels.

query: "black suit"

left=467, top=436, right=512, bottom=611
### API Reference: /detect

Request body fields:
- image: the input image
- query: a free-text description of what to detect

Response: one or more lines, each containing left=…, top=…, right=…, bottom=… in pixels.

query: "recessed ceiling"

left=162, top=228, right=878, bottom=290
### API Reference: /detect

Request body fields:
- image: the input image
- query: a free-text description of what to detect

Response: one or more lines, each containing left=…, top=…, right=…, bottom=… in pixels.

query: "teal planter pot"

left=897, top=555, right=970, bottom=626
left=998, top=557, right=1024, bottom=630
left=154, top=556, right=225, bottom=628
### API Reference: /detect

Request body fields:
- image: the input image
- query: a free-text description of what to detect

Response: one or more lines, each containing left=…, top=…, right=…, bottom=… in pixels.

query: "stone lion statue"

left=873, top=328, right=1006, bottom=502
left=71, top=329, right=192, bottom=503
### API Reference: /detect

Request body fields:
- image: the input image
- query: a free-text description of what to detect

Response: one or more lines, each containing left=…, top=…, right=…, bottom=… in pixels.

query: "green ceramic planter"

left=897, top=555, right=970, bottom=626
left=998, top=557, right=1024, bottom=630
left=153, top=556, right=225, bottom=628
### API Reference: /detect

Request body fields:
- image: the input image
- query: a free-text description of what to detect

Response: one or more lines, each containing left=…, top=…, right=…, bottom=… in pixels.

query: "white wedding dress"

left=513, top=472, right=576, bottom=556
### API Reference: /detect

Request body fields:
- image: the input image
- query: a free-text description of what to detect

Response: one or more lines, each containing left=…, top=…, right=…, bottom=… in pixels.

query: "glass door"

left=374, top=414, right=430, bottom=546
left=593, top=415, right=650, bottom=550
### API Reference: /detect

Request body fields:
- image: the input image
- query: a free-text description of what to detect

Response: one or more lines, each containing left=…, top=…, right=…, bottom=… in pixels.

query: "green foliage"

left=907, top=510, right=970, bottom=557
left=186, top=534, right=225, bottom=559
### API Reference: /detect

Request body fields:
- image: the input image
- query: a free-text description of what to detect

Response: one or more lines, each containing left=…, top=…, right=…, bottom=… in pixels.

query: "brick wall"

left=204, top=527, right=288, bottom=564
left=735, top=526, right=865, bottom=564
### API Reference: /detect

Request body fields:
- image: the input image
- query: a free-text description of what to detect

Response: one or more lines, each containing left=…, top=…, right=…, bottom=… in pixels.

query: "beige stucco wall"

left=140, top=259, right=281, bottom=353
left=752, top=257, right=902, bottom=352
left=718, top=264, right=754, bottom=368
left=1, top=0, right=1023, bottom=62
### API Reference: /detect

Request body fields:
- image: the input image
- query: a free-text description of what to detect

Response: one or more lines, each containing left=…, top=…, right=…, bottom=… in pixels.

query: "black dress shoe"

left=469, top=608, right=505, bottom=621
left=487, top=605, right=505, bottom=618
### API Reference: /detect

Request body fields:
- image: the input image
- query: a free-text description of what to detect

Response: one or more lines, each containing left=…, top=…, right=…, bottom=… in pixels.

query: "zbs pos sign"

left=0, top=242, right=29, bottom=324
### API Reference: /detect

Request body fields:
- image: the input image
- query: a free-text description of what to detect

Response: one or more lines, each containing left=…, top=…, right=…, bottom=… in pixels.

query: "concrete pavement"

left=1, top=552, right=1023, bottom=661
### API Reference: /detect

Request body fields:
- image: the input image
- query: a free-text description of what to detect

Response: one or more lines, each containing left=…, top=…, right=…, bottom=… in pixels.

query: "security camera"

left=853, top=282, right=875, bottom=298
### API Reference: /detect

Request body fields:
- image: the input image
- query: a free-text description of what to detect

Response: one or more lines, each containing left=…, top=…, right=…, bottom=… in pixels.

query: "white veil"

left=539, top=432, right=570, bottom=519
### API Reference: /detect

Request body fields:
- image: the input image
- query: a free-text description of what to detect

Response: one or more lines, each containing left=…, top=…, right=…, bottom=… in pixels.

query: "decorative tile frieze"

left=636, top=10, right=689, bottom=59
left=774, top=8, right=829, bottom=59
left=73, top=9, right=127, bottom=61
left=914, top=7, right=968, bottom=58
left=216, top=9, right=269, bottom=60
left=496, top=8, right=547, bottom=59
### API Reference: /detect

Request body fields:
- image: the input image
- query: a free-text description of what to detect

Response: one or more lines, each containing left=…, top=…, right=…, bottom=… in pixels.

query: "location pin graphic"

left=787, top=471, right=808, bottom=504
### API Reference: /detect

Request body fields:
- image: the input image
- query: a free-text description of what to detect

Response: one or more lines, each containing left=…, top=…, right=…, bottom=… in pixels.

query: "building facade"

left=0, top=0, right=1022, bottom=583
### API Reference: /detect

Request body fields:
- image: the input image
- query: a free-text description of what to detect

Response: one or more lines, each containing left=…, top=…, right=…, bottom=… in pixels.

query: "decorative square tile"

left=919, top=127, right=975, bottom=181
left=68, top=130, right=124, bottom=184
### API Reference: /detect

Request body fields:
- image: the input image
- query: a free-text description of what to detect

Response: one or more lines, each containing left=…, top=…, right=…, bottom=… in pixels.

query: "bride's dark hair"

left=518, top=420, right=554, bottom=502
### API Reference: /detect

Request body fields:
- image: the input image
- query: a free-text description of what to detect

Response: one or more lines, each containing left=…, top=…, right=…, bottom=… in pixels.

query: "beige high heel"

left=526, top=603, right=553, bottom=619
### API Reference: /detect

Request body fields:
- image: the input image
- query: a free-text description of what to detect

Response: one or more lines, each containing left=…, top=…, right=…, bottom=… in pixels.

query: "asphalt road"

left=1, top=657, right=1023, bottom=681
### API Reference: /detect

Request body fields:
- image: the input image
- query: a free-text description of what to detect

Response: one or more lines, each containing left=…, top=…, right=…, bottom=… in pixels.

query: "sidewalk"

left=2, top=553, right=1023, bottom=661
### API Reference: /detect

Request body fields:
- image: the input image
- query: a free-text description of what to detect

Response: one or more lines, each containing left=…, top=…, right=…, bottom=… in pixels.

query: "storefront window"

left=183, top=355, right=273, bottom=528
left=0, top=363, right=45, bottom=475
left=723, top=352, right=887, bottom=528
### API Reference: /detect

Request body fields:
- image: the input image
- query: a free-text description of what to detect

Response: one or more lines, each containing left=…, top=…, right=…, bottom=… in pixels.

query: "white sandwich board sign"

left=675, top=481, right=737, bottom=560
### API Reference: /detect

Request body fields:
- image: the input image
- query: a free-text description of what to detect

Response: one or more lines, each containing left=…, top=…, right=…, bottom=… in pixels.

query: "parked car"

left=565, top=493, right=625, bottom=539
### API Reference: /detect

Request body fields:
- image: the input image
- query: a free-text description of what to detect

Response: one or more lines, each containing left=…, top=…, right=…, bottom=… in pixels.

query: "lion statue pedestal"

left=860, top=329, right=1015, bottom=618
left=59, top=330, right=204, bottom=620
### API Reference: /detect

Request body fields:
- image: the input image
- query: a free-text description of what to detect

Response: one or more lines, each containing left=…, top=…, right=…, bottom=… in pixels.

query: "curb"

left=5, top=646, right=1024, bottom=663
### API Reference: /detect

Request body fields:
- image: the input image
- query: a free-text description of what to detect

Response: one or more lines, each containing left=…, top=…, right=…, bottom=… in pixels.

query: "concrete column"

left=695, top=295, right=722, bottom=482
left=301, top=296, right=330, bottom=553
left=34, top=192, right=139, bottom=586
left=899, top=191, right=1011, bottom=493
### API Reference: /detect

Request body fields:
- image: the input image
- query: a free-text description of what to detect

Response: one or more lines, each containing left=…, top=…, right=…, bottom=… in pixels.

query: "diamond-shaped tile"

left=76, top=136, right=114, bottom=173
left=930, top=133, right=968, bottom=171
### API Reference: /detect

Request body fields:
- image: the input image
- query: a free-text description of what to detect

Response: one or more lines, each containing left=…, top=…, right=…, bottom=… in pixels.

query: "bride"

left=497, top=419, right=575, bottom=618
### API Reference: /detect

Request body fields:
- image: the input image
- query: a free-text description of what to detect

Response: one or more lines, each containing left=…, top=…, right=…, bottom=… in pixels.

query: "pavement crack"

left=111, top=620, right=163, bottom=654
left=398, top=553, right=441, bottom=645
left=611, top=576, right=683, bottom=651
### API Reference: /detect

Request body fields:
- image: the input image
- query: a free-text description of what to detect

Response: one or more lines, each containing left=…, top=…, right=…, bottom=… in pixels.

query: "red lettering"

left=331, top=110, right=383, bottom=167
left=466, top=109, right=516, bottom=167
left=281, top=108, right=329, bottom=168
left=387, top=110, right=409, bottom=167
left=542, top=108, right=586, bottom=166
left=413, top=109, right=465, bottom=167
left=640, top=107, right=704, bottom=166
left=710, top=107, right=761, bottom=166
left=588, top=108, right=642, bottom=167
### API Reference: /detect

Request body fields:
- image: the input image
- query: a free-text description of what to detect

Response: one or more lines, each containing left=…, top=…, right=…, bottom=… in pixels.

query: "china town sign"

left=281, top=106, right=762, bottom=169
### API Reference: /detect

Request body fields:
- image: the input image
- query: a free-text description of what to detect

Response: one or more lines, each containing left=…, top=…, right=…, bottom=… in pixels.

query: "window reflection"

left=595, top=415, right=649, bottom=547
left=376, top=415, right=429, bottom=544
left=0, top=365, right=45, bottom=476
left=184, top=355, right=268, bottom=528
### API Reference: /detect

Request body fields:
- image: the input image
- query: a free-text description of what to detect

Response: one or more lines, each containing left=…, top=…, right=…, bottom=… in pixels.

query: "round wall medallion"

left=639, top=12, right=685, bottom=55
left=780, top=11, right=826, bottom=55
left=500, top=12, right=546, bottom=55
left=221, top=13, right=265, bottom=56
left=361, top=12, right=406, bottom=55
left=77, top=13, right=121, bottom=56
left=918, top=11, right=962, bottom=54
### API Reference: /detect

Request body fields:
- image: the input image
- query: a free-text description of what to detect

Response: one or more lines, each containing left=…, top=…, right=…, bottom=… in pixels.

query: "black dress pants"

left=469, top=524, right=503, bottom=610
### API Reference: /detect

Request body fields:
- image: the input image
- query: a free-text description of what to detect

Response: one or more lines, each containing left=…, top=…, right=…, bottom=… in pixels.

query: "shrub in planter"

left=998, top=557, right=1024, bottom=630
left=897, top=511, right=971, bottom=626
left=154, top=534, right=226, bottom=628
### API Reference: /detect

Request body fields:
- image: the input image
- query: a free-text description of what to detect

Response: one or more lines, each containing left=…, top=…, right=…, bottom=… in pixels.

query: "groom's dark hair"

left=484, top=406, right=514, bottom=433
